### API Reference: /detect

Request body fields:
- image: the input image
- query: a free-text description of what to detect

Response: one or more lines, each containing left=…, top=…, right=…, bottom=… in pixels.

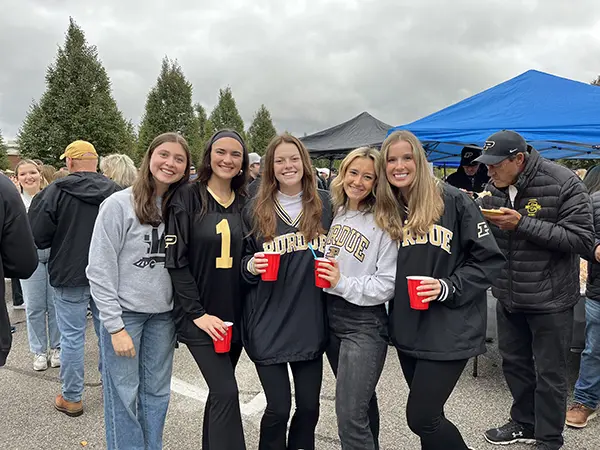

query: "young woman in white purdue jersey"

left=315, top=147, right=397, bottom=450
left=376, top=130, right=505, bottom=450
left=165, top=129, right=249, bottom=450
left=242, top=133, right=333, bottom=450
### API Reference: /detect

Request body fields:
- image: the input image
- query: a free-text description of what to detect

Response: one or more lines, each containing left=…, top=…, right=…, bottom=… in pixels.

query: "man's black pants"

left=497, top=302, right=574, bottom=450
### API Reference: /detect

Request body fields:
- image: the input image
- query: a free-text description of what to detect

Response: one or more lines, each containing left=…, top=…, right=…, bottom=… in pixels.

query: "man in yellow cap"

left=28, top=139, right=120, bottom=417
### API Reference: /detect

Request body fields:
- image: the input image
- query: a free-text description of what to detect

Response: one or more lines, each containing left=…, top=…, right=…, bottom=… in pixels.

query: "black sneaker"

left=484, top=420, right=536, bottom=445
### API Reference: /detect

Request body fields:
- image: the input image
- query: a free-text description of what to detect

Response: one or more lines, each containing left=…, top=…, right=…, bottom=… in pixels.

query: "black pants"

left=255, top=357, right=323, bottom=450
left=187, top=342, right=246, bottom=450
left=11, top=279, right=23, bottom=306
left=398, top=351, right=469, bottom=450
left=497, top=302, right=573, bottom=450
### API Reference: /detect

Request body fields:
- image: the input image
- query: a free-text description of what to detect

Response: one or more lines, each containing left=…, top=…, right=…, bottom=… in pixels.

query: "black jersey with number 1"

left=165, top=182, right=246, bottom=345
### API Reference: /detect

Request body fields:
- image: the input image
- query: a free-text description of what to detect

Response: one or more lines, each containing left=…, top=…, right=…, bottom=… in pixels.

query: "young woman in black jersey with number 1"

left=242, top=133, right=333, bottom=450
left=165, top=130, right=249, bottom=450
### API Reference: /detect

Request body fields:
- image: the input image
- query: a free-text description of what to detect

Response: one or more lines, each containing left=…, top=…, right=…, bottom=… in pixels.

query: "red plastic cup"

left=315, top=258, right=333, bottom=288
left=261, top=252, right=281, bottom=281
left=406, top=276, right=434, bottom=310
left=213, top=321, right=233, bottom=353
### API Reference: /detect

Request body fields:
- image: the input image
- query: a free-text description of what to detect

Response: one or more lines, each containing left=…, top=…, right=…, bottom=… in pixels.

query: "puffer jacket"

left=585, top=191, right=600, bottom=302
left=479, top=148, right=594, bottom=313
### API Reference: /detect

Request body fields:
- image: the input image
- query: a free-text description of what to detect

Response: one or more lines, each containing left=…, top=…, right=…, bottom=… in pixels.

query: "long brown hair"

left=133, top=132, right=191, bottom=226
left=15, top=159, right=47, bottom=192
left=253, top=133, right=324, bottom=241
left=196, top=129, right=249, bottom=219
left=330, top=147, right=380, bottom=213
left=375, top=130, right=444, bottom=240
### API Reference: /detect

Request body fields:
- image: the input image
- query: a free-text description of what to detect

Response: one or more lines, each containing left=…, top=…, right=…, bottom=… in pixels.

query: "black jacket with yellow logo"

left=241, top=190, right=333, bottom=365
left=479, top=148, right=594, bottom=313
left=391, top=184, right=505, bottom=361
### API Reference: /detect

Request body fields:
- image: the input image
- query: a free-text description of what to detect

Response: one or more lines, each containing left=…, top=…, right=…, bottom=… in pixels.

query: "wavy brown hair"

left=253, top=133, right=324, bottom=241
left=195, top=129, right=249, bottom=219
left=133, top=132, right=191, bottom=226
left=330, top=147, right=380, bottom=213
left=375, top=130, right=444, bottom=240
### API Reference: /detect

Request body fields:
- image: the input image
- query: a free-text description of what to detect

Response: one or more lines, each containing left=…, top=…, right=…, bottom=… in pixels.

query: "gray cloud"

left=1, top=0, right=599, bottom=140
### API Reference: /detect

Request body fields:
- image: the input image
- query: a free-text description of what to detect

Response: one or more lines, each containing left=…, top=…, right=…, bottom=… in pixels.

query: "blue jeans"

left=53, top=286, right=101, bottom=402
left=21, top=249, right=60, bottom=354
left=574, top=298, right=600, bottom=410
left=326, top=296, right=389, bottom=450
left=101, top=311, right=175, bottom=450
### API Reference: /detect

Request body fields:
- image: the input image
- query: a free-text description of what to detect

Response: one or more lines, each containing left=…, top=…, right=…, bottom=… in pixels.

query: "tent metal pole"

left=444, top=163, right=447, bottom=178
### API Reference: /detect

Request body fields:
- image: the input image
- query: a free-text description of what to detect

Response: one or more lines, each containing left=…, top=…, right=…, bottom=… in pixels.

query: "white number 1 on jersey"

left=216, top=219, right=233, bottom=269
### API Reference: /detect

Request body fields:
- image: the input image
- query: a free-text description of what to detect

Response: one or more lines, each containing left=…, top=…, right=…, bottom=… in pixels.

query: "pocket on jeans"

left=55, top=287, right=89, bottom=305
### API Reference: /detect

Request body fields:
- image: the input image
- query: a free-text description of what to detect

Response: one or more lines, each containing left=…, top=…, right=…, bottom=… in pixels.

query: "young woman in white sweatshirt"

left=86, top=133, right=190, bottom=450
left=316, top=147, right=398, bottom=450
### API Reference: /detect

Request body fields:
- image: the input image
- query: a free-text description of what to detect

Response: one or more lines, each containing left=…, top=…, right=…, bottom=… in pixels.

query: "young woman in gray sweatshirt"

left=86, top=133, right=191, bottom=450
left=316, top=147, right=398, bottom=450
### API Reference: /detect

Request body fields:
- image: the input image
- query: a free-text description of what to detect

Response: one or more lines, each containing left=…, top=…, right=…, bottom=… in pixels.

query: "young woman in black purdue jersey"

left=242, top=133, right=333, bottom=450
left=165, top=129, right=249, bottom=450
left=376, top=130, right=505, bottom=450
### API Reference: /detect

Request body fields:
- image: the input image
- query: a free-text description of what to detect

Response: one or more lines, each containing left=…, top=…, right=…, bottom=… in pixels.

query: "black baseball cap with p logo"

left=474, top=130, right=532, bottom=165
left=460, top=146, right=481, bottom=166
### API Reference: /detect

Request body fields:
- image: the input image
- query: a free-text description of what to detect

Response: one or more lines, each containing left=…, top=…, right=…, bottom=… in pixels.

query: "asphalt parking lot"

left=1, top=284, right=597, bottom=450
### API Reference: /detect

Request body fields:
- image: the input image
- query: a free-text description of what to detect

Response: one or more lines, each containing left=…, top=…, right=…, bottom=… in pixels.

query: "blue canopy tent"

left=389, top=70, right=600, bottom=166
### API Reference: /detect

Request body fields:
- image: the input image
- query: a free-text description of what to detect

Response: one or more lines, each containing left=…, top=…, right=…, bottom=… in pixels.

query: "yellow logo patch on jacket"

left=525, top=199, right=541, bottom=217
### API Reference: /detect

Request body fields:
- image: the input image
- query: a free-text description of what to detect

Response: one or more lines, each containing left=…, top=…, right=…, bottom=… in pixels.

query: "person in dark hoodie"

left=445, top=146, right=489, bottom=195
left=0, top=173, right=38, bottom=366
left=28, top=140, right=120, bottom=417
left=376, top=130, right=505, bottom=450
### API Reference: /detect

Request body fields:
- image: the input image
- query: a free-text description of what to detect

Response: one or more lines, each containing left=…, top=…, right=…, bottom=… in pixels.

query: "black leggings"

left=187, top=342, right=246, bottom=450
left=255, top=357, right=323, bottom=450
left=398, top=351, right=469, bottom=450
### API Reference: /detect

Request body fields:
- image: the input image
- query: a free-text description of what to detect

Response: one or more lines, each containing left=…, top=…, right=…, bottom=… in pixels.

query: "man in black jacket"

left=445, top=146, right=489, bottom=194
left=0, top=173, right=38, bottom=366
left=29, top=140, right=120, bottom=417
left=476, top=131, right=594, bottom=450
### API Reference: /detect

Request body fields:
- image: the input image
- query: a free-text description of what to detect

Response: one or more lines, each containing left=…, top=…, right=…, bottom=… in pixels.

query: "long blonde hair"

left=375, top=130, right=444, bottom=240
left=253, top=134, right=324, bottom=241
left=330, top=147, right=380, bottom=213
left=14, top=159, right=47, bottom=192
left=100, top=154, right=138, bottom=188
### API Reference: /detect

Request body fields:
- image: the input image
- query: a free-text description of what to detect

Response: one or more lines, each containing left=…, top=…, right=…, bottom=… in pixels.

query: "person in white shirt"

left=317, top=147, right=397, bottom=450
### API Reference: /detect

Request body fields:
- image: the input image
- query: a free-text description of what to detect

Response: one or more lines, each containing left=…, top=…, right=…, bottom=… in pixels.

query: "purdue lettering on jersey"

left=262, top=232, right=327, bottom=255
left=325, top=224, right=371, bottom=262
left=402, top=224, right=453, bottom=254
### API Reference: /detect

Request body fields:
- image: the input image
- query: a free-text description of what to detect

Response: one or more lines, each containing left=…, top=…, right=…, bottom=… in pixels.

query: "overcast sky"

left=1, top=0, right=599, bottom=140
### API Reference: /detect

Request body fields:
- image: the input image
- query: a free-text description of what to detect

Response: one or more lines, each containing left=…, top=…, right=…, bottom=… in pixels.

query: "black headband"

left=210, top=130, right=246, bottom=150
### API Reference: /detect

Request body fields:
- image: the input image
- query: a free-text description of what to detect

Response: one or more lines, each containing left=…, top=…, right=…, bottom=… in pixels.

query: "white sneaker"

left=33, top=353, right=48, bottom=371
left=49, top=348, right=61, bottom=368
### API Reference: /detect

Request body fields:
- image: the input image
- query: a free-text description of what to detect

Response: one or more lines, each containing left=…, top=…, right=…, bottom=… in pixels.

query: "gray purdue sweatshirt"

left=324, top=209, right=398, bottom=306
left=86, top=188, right=173, bottom=333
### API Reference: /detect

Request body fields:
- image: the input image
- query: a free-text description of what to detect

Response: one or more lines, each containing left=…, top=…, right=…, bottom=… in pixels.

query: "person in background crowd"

left=0, top=172, right=38, bottom=367
left=445, top=146, right=489, bottom=195
left=242, top=133, right=333, bottom=450
left=40, top=165, right=56, bottom=186
left=166, top=129, right=249, bottom=450
left=189, top=165, right=198, bottom=181
left=88, top=132, right=190, bottom=450
left=100, top=154, right=138, bottom=188
left=53, top=170, right=69, bottom=181
left=28, top=140, right=121, bottom=417
left=317, top=147, right=397, bottom=450
left=565, top=165, right=600, bottom=429
left=317, top=167, right=330, bottom=188
left=248, top=152, right=261, bottom=182
left=11, top=279, right=25, bottom=310
left=476, top=130, right=594, bottom=450
left=377, top=130, right=505, bottom=450
left=15, top=160, right=61, bottom=371
left=248, top=155, right=264, bottom=197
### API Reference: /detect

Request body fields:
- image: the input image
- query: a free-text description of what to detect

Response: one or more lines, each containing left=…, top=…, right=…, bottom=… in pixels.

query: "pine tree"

left=17, top=18, right=136, bottom=165
left=138, top=57, right=201, bottom=164
left=593, top=75, right=600, bottom=86
left=0, top=131, right=9, bottom=170
left=247, top=105, right=277, bottom=155
left=195, top=103, right=207, bottom=139
left=208, top=87, right=245, bottom=136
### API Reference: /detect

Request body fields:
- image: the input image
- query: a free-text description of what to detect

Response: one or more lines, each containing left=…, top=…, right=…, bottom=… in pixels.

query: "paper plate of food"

left=480, top=208, right=505, bottom=216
